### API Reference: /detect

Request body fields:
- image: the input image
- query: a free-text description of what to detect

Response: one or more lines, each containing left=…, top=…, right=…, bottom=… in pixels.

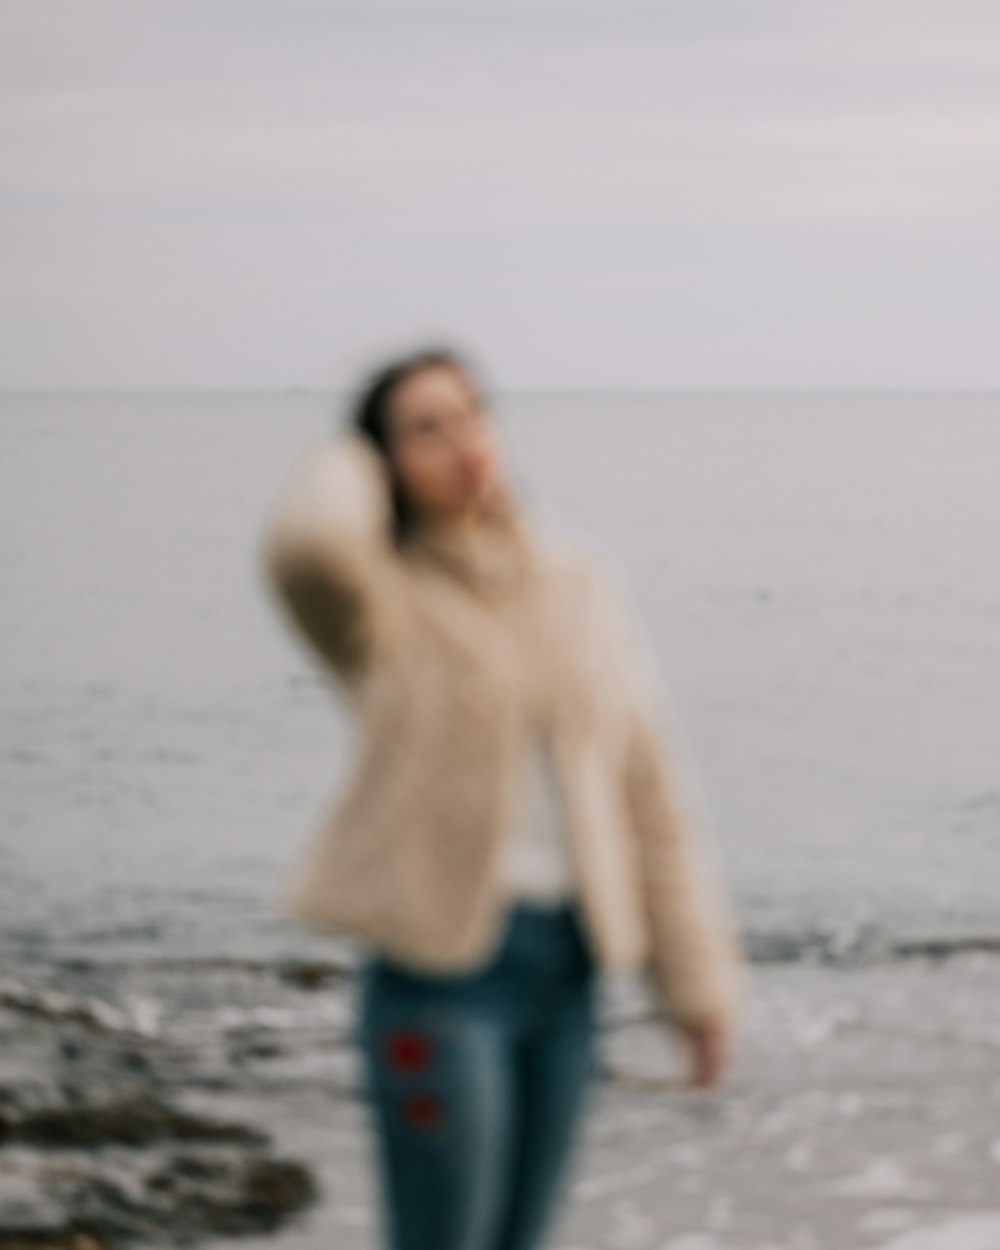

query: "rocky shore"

left=0, top=959, right=334, bottom=1249
left=2, top=949, right=1000, bottom=1250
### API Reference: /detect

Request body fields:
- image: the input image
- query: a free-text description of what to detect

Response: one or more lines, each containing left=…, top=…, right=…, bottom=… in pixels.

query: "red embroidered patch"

left=401, top=1091, right=443, bottom=1128
left=382, top=1028, right=433, bottom=1073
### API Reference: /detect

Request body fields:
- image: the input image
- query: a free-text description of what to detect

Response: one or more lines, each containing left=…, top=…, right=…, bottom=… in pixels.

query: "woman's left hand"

left=681, top=1019, right=731, bottom=1089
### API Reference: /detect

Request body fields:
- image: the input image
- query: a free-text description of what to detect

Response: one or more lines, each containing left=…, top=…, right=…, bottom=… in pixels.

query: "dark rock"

left=0, top=1095, right=268, bottom=1149
left=278, top=960, right=348, bottom=990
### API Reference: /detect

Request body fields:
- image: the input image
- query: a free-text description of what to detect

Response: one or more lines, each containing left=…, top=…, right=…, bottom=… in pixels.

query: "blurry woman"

left=258, top=346, right=746, bottom=1250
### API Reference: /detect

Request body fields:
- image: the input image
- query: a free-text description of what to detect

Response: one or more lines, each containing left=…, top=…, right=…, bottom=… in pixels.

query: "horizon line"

left=3, top=384, right=1000, bottom=397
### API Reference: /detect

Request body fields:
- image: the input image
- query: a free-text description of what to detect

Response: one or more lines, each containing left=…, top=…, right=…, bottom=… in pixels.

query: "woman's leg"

left=496, top=980, right=598, bottom=1250
left=490, top=936, right=599, bottom=1250
left=357, top=959, right=518, bottom=1250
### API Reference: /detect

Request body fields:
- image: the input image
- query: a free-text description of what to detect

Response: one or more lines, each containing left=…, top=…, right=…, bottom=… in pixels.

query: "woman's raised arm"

left=257, top=431, right=412, bottom=684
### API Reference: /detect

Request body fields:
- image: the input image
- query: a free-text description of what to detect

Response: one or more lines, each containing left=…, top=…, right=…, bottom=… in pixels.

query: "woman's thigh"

left=357, top=964, right=518, bottom=1250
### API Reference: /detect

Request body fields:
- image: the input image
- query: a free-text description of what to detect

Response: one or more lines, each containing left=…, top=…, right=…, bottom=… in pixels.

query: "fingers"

left=684, top=1023, right=731, bottom=1089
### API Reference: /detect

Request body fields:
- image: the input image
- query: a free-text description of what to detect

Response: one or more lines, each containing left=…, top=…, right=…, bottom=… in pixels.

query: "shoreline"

left=2, top=952, right=1000, bottom=1249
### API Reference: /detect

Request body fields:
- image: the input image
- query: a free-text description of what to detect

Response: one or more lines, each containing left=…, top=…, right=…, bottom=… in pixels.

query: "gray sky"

left=2, top=0, right=999, bottom=389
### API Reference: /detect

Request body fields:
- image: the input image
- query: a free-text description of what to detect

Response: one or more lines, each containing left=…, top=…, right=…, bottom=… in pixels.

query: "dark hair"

left=345, top=344, right=494, bottom=546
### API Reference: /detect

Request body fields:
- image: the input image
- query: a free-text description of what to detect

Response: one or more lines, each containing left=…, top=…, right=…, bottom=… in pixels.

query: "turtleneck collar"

left=401, top=489, right=544, bottom=602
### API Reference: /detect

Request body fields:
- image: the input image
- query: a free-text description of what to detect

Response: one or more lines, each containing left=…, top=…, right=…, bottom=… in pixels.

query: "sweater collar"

left=402, top=491, right=544, bottom=601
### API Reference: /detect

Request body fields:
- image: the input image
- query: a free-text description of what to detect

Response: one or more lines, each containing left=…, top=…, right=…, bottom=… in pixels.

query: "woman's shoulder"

left=263, top=431, right=392, bottom=542
left=524, top=514, right=626, bottom=604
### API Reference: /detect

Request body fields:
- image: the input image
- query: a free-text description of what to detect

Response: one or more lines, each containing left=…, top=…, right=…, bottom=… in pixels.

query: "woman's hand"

left=680, top=1018, right=732, bottom=1089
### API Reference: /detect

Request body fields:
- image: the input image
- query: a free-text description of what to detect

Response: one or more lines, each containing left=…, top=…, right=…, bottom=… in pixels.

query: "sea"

left=2, top=388, right=999, bottom=972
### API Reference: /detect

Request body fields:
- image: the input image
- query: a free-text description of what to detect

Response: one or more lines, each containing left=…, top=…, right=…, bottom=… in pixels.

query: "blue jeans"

left=356, top=898, right=599, bottom=1250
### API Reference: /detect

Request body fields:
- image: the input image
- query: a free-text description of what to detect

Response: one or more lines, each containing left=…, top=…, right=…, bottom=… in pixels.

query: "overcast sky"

left=2, top=0, right=999, bottom=389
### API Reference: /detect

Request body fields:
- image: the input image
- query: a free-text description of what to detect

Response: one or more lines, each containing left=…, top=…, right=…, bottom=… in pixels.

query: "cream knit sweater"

left=261, top=431, right=747, bottom=1036
left=400, top=507, right=579, bottom=905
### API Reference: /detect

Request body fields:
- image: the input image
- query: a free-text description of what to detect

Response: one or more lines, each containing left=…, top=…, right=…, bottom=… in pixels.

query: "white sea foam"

left=858, top=1214, right=1000, bottom=1250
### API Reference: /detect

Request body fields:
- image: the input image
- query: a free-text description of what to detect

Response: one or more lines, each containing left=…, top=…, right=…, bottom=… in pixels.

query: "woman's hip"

left=357, top=897, right=596, bottom=1017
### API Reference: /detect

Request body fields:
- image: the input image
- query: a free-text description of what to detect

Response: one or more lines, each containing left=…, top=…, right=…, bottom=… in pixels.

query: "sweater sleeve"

left=257, top=431, right=412, bottom=683
left=593, top=559, right=748, bottom=1038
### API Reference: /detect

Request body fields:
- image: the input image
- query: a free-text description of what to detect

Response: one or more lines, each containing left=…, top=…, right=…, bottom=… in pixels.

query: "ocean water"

left=2, top=389, right=998, bottom=971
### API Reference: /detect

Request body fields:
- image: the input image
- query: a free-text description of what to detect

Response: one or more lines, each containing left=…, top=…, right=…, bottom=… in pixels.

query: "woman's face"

left=386, top=364, right=505, bottom=525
